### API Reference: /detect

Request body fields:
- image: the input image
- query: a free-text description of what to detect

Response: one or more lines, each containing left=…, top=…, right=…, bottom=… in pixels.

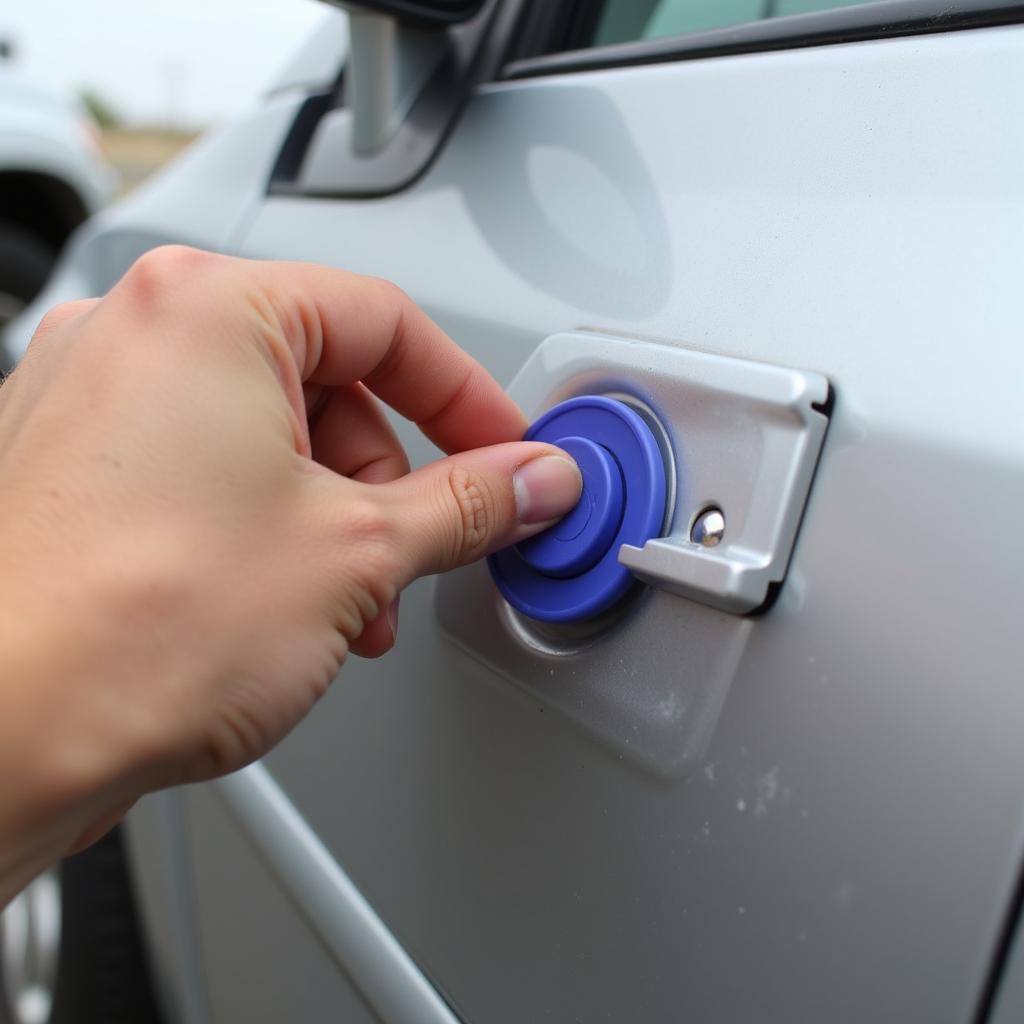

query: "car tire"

left=1, top=828, right=166, bottom=1024
left=0, top=225, right=55, bottom=330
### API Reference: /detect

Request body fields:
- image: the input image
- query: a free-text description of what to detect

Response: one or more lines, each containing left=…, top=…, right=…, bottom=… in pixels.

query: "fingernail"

left=386, top=597, right=400, bottom=641
left=513, top=455, right=582, bottom=524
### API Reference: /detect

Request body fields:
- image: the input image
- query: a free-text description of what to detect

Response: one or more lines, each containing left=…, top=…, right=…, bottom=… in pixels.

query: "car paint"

left=4, top=7, right=1024, bottom=1022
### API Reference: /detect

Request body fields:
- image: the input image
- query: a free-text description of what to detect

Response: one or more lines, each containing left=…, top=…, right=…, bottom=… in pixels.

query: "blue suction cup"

left=488, top=396, right=668, bottom=623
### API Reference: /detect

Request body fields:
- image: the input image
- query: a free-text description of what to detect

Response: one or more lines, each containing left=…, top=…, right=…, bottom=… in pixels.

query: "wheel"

left=0, top=225, right=55, bottom=331
left=0, top=828, right=166, bottom=1024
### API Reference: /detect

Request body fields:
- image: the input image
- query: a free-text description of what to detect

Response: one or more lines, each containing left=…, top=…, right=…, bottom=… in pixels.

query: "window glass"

left=591, top=0, right=873, bottom=47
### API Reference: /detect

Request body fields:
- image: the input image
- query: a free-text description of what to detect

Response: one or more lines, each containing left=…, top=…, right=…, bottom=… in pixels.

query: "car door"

left=29, top=0, right=1023, bottom=1021
left=169, top=2, right=1024, bottom=1021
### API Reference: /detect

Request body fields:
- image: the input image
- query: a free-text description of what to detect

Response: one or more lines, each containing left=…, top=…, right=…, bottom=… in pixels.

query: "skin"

left=0, top=246, right=581, bottom=908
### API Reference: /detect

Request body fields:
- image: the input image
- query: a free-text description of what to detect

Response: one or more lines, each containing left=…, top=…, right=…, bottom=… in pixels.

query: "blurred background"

left=2, top=0, right=324, bottom=193
left=0, top=0, right=331, bottom=332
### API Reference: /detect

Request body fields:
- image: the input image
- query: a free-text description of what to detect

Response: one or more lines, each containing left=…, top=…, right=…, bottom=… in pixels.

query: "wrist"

left=0, top=582, right=164, bottom=903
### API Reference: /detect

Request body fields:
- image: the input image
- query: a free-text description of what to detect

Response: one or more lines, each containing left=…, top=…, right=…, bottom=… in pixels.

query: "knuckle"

left=445, top=465, right=497, bottom=563
left=372, top=277, right=409, bottom=307
left=122, top=245, right=214, bottom=305
left=368, top=279, right=411, bottom=336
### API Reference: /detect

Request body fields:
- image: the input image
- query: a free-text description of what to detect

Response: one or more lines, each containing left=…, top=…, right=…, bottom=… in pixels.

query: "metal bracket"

left=341, top=8, right=448, bottom=156
left=507, top=332, right=831, bottom=615
left=436, top=332, right=830, bottom=776
left=276, top=0, right=503, bottom=197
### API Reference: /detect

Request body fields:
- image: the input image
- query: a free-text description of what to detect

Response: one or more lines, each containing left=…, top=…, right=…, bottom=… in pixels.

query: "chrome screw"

left=691, top=507, right=725, bottom=547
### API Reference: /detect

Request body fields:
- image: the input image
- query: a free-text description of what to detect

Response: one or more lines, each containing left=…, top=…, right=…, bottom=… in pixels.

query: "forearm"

left=0, top=600, right=154, bottom=908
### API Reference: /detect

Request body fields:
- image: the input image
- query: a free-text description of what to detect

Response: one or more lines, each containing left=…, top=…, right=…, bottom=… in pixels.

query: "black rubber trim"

left=975, top=853, right=1024, bottom=1021
left=502, top=0, right=1024, bottom=80
left=502, top=0, right=591, bottom=62
left=267, top=89, right=338, bottom=190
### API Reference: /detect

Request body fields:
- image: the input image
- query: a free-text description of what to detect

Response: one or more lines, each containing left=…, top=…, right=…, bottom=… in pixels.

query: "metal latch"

left=508, top=332, right=831, bottom=615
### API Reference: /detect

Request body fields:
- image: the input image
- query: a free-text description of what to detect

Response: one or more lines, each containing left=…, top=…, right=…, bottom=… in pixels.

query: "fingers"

left=243, top=261, right=529, bottom=454
left=349, top=596, right=399, bottom=661
left=310, top=383, right=410, bottom=484
left=104, top=248, right=527, bottom=454
left=372, top=441, right=582, bottom=584
left=82, top=249, right=569, bottom=657
left=308, top=442, right=579, bottom=658
left=310, top=384, right=408, bottom=658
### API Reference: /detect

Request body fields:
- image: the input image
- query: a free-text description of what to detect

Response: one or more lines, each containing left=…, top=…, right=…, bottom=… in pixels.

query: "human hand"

left=0, top=246, right=580, bottom=899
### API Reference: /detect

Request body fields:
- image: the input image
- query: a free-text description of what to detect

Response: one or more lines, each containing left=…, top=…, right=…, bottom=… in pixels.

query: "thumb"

left=379, top=442, right=582, bottom=582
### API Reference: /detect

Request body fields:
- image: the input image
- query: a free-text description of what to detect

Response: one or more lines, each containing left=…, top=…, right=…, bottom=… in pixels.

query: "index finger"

left=252, top=261, right=528, bottom=454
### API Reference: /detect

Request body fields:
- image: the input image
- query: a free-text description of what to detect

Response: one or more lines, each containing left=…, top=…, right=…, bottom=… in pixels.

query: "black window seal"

left=501, top=0, right=1024, bottom=81
left=500, top=0, right=604, bottom=64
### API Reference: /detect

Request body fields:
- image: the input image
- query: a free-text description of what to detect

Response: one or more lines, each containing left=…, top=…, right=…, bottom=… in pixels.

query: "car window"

left=591, top=0, right=871, bottom=47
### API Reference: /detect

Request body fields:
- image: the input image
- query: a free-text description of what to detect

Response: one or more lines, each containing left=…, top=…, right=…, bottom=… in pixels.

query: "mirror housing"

left=332, top=0, right=485, bottom=29
left=282, top=0, right=505, bottom=194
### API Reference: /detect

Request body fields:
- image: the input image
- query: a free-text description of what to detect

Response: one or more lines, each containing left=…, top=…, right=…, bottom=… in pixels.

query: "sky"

left=1, top=0, right=331, bottom=128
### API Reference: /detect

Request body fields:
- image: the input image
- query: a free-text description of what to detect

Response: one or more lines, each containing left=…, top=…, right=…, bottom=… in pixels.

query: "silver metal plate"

left=500, top=331, right=830, bottom=613
left=436, top=332, right=830, bottom=776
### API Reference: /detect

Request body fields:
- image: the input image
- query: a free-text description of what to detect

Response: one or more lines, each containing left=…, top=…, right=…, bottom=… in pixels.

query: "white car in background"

left=0, top=53, right=114, bottom=330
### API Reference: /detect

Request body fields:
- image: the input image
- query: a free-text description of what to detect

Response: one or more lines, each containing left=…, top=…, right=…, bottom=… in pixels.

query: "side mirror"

left=339, top=6, right=452, bottom=155
left=288, top=0, right=498, bottom=193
